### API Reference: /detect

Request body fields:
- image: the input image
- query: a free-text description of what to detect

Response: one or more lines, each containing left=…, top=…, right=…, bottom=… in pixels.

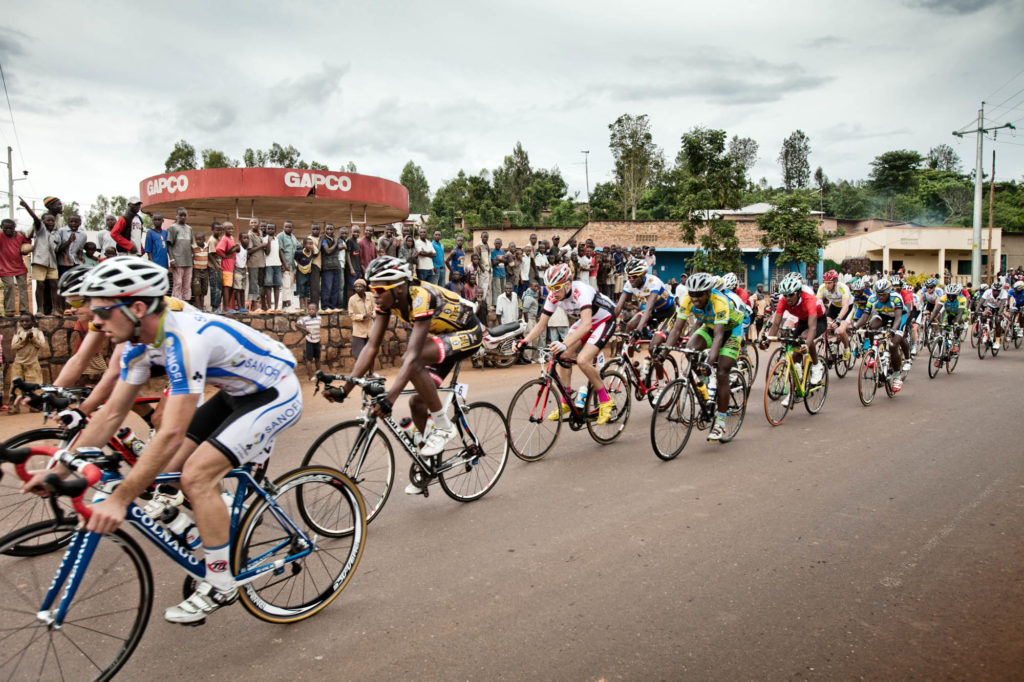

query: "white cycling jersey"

left=981, top=288, right=1008, bottom=310
left=817, top=282, right=850, bottom=307
left=543, top=281, right=614, bottom=327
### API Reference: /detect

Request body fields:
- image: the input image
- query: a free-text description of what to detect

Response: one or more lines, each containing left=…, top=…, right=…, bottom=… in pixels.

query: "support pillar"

left=883, top=245, right=891, bottom=274
left=762, top=253, right=770, bottom=288
left=816, top=248, right=824, bottom=283
left=938, top=248, right=946, bottom=284
left=799, top=262, right=807, bottom=279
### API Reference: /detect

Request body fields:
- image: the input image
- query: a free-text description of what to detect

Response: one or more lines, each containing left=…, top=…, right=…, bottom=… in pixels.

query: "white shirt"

left=674, top=284, right=688, bottom=302
left=542, top=281, right=614, bottom=325
left=265, top=236, right=282, bottom=267
left=576, top=255, right=591, bottom=281
left=415, top=239, right=435, bottom=270
left=496, top=292, right=519, bottom=324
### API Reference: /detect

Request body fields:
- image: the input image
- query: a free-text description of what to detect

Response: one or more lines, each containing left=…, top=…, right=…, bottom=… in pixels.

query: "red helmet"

left=823, top=270, right=839, bottom=283
left=544, top=263, right=573, bottom=289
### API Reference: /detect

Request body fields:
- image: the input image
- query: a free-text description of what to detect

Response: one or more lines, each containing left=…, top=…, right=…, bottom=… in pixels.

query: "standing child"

left=233, top=232, right=249, bottom=313
left=296, top=302, right=322, bottom=381
left=10, top=314, right=44, bottom=414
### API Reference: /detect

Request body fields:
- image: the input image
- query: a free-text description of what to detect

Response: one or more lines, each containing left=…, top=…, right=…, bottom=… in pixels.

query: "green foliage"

left=588, top=181, right=624, bottom=219
left=825, top=181, right=870, bottom=219
left=201, top=149, right=238, bottom=169
left=778, top=130, right=811, bottom=190
left=608, top=113, right=663, bottom=219
left=165, top=140, right=197, bottom=172
left=544, top=199, right=587, bottom=227
left=492, top=142, right=533, bottom=209
left=84, top=195, right=129, bottom=231
left=758, top=193, right=826, bottom=267
left=927, top=144, right=961, bottom=173
left=400, top=161, right=431, bottom=214
left=686, top=221, right=743, bottom=275
left=869, top=149, right=923, bottom=196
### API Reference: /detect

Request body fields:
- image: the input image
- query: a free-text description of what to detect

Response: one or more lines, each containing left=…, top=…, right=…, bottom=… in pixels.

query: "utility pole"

left=987, top=150, right=995, bottom=283
left=953, top=104, right=1015, bottom=285
left=7, top=147, right=12, bottom=220
left=581, top=150, right=590, bottom=209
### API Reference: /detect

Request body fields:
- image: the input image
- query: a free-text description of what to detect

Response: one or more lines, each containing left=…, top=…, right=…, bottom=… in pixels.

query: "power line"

left=985, top=86, right=1024, bottom=119
left=0, top=63, right=27, bottom=170
left=982, top=66, right=1024, bottom=103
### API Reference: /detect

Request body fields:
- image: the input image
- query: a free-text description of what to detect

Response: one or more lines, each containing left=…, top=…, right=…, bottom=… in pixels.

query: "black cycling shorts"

left=426, top=319, right=483, bottom=387
left=794, top=316, right=827, bottom=340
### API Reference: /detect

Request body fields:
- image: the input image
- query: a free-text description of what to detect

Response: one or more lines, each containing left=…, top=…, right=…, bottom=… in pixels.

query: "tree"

left=728, top=135, right=759, bottom=178
left=813, top=166, right=829, bottom=211
left=84, top=194, right=129, bottom=231
left=201, top=149, right=238, bottom=168
left=927, top=144, right=962, bottom=173
left=400, top=161, right=431, bottom=214
left=492, top=142, right=533, bottom=209
left=165, top=139, right=198, bottom=172
left=309, top=161, right=329, bottom=170
left=608, top=113, right=663, bottom=219
left=778, top=130, right=811, bottom=190
left=826, top=181, right=869, bottom=219
left=869, top=149, right=924, bottom=196
left=518, top=168, right=568, bottom=223
left=686, top=221, right=743, bottom=275
left=243, top=147, right=269, bottom=167
left=758, top=193, right=826, bottom=268
left=267, top=143, right=301, bottom=168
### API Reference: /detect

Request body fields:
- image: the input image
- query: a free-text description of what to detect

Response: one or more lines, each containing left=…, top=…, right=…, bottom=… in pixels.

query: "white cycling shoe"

left=809, top=361, right=824, bottom=385
left=164, top=581, right=237, bottom=625
left=420, top=426, right=456, bottom=457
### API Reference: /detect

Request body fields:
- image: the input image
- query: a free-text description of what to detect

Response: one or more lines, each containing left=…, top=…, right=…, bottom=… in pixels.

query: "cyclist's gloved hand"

left=370, top=393, right=393, bottom=417
left=696, top=362, right=713, bottom=377
left=323, top=386, right=347, bottom=403
left=57, top=408, right=87, bottom=432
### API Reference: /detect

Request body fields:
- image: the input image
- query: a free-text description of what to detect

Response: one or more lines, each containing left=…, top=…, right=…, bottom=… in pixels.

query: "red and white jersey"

left=543, top=281, right=614, bottom=326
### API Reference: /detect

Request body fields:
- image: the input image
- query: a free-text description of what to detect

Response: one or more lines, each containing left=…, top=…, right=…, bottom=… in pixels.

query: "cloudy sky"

left=2, top=0, right=1023, bottom=221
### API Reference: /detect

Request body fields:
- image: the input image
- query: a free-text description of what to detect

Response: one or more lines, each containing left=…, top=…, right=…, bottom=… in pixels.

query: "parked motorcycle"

left=474, top=318, right=527, bottom=368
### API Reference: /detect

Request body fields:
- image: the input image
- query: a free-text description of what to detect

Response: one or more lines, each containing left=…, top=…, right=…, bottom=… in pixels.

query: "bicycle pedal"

left=180, top=618, right=207, bottom=627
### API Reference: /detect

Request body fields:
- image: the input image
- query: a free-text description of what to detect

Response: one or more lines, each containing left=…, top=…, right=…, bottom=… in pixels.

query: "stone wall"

left=0, top=312, right=409, bottom=388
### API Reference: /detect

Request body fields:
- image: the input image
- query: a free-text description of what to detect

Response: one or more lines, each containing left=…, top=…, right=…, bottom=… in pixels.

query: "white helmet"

left=778, top=273, right=803, bottom=295
left=364, top=256, right=412, bottom=284
left=945, top=283, right=962, bottom=296
left=80, top=256, right=168, bottom=299
left=720, top=272, right=738, bottom=291
left=686, top=272, right=716, bottom=293
left=625, top=258, right=648, bottom=277
left=873, top=278, right=892, bottom=294
left=1014, top=281, right=1024, bottom=291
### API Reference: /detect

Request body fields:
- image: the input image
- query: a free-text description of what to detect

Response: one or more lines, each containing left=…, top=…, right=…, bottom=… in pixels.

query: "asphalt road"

left=3, top=340, right=1022, bottom=680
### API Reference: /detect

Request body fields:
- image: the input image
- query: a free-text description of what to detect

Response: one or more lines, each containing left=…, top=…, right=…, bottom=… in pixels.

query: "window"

left=957, top=260, right=971, bottom=275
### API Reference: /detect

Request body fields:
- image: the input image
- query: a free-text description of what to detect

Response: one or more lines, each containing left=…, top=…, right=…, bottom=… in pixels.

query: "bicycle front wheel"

left=301, top=420, right=395, bottom=525
left=0, top=428, right=75, bottom=555
left=644, top=354, right=679, bottom=406
left=650, top=378, right=694, bottom=460
left=0, top=520, right=153, bottom=682
left=927, top=338, right=941, bottom=379
left=858, top=350, right=878, bottom=406
left=947, top=343, right=959, bottom=373
left=235, top=466, right=366, bottom=624
left=438, top=401, right=509, bottom=502
left=588, top=368, right=631, bottom=444
left=978, top=329, right=988, bottom=359
left=506, top=378, right=562, bottom=462
left=764, top=360, right=793, bottom=426
left=803, top=364, right=829, bottom=415
left=720, top=370, right=748, bottom=443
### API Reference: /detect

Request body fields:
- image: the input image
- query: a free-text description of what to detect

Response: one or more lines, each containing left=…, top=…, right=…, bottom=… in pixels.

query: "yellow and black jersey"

left=376, top=282, right=479, bottom=334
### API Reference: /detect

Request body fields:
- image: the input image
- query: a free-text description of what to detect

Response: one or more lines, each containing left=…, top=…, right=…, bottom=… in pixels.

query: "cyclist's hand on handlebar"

left=56, top=408, right=87, bottom=432
left=548, top=341, right=567, bottom=355
left=84, top=497, right=127, bottom=534
left=20, top=470, right=53, bottom=497
left=322, top=386, right=347, bottom=403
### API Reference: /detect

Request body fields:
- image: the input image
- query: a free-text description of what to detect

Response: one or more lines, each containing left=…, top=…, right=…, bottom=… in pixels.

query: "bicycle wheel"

left=764, top=346, right=784, bottom=380
left=764, top=360, right=793, bottom=426
left=0, top=428, right=74, bottom=556
left=977, top=329, right=988, bottom=359
left=506, top=378, right=561, bottom=462
left=643, top=354, right=679, bottom=406
left=858, top=350, right=878, bottom=406
left=1015, top=327, right=1022, bottom=349
left=970, top=321, right=980, bottom=348
left=235, top=466, right=365, bottom=624
left=833, top=339, right=850, bottom=379
left=947, top=344, right=959, bottom=373
left=301, top=420, right=395, bottom=525
left=0, top=520, right=153, bottom=681
left=742, top=342, right=760, bottom=378
left=719, top=370, right=747, bottom=443
left=587, top=368, right=631, bottom=444
left=649, top=378, right=695, bottom=460
left=991, top=330, right=1000, bottom=357
left=927, top=337, right=941, bottom=379
left=438, top=401, right=509, bottom=502
left=803, top=363, right=829, bottom=415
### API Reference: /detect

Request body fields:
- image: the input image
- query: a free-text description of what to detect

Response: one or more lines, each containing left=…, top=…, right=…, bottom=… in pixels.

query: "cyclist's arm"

left=635, top=291, right=659, bottom=330
left=53, top=330, right=107, bottom=387
left=561, top=307, right=594, bottom=350
left=342, top=312, right=390, bottom=395
left=76, top=342, right=127, bottom=415
left=612, top=291, right=630, bottom=318
left=837, top=295, right=850, bottom=322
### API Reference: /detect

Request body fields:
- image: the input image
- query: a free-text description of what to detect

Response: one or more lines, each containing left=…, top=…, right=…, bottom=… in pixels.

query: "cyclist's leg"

left=418, top=326, right=483, bottom=448
left=715, top=330, right=741, bottom=414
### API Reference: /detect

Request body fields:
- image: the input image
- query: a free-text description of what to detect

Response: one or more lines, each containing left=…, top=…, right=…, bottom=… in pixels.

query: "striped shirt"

left=298, top=314, right=321, bottom=343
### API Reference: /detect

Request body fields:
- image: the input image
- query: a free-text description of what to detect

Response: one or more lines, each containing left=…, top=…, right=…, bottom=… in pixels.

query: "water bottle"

left=640, top=357, right=650, bottom=377
left=707, top=373, right=717, bottom=401
left=116, top=426, right=146, bottom=457
left=695, top=376, right=709, bottom=402
left=162, top=506, right=201, bottom=550
left=398, top=417, right=424, bottom=446
left=574, top=385, right=588, bottom=409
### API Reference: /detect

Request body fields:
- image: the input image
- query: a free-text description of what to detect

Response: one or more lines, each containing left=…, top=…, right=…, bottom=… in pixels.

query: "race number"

left=454, top=383, right=469, bottom=400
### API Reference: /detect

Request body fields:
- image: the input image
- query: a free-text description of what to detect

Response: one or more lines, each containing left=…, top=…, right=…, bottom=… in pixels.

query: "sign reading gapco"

left=146, top=174, right=190, bottom=196
left=283, top=171, right=351, bottom=192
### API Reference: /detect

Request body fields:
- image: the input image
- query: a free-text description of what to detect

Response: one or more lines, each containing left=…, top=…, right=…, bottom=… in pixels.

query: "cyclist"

left=520, top=262, right=617, bottom=424
left=23, top=256, right=302, bottom=624
left=928, top=282, right=968, bottom=355
left=613, top=257, right=675, bottom=337
left=817, top=270, right=852, bottom=361
left=718, top=272, right=754, bottom=340
left=913, top=278, right=943, bottom=354
left=657, top=272, right=745, bottom=442
left=327, top=256, right=483, bottom=478
left=1010, top=280, right=1024, bottom=333
left=853, top=278, right=911, bottom=391
left=978, top=281, right=1009, bottom=350
left=759, top=272, right=826, bottom=389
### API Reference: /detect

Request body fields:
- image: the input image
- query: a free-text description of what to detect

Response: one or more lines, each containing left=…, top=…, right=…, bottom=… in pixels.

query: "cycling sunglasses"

left=548, top=281, right=571, bottom=292
left=90, top=301, right=130, bottom=320
left=369, top=282, right=400, bottom=295
left=66, top=298, right=86, bottom=309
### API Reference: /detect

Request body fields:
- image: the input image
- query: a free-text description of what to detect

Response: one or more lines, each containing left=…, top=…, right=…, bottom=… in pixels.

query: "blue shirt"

left=144, top=229, right=168, bottom=268
left=491, top=248, right=507, bottom=278
left=449, top=247, right=466, bottom=276
left=431, top=240, right=445, bottom=270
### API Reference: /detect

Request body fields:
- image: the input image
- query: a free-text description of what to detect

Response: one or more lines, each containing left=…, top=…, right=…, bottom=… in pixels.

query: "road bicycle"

left=975, top=312, right=999, bottom=359
left=927, top=323, right=961, bottom=378
left=649, top=347, right=748, bottom=460
left=0, top=444, right=366, bottom=681
left=304, top=363, right=509, bottom=524
left=506, top=347, right=631, bottom=462
left=818, top=322, right=853, bottom=379
left=763, top=333, right=829, bottom=426
left=857, top=330, right=905, bottom=406
left=601, top=332, right=679, bottom=407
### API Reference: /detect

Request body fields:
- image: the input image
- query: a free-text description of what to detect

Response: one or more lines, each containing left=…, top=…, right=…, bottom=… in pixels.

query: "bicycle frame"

left=529, top=352, right=599, bottom=428
left=776, top=338, right=814, bottom=398
left=38, top=466, right=315, bottom=628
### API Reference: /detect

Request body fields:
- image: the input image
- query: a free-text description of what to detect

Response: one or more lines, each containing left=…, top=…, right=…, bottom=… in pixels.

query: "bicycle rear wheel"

left=0, top=428, right=74, bottom=556
left=644, top=354, right=679, bottom=406
left=858, top=350, right=878, bottom=406
left=301, top=420, right=395, bottom=525
left=0, top=520, right=152, bottom=682
left=742, top=342, right=760, bottom=378
left=803, top=364, right=829, bottom=415
left=946, top=344, right=959, bottom=373
left=649, top=378, right=694, bottom=460
left=438, top=401, right=509, bottom=502
left=764, top=360, right=793, bottom=426
left=235, top=466, right=365, bottom=624
left=978, top=329, right=988, bottom=358
left=735, top=355, right=754, bottom=398
left=506, top=378, right=561, bottom=462
left=720, top=370, right=748, bottom=443
left=587, top=368, right=631, bottom=444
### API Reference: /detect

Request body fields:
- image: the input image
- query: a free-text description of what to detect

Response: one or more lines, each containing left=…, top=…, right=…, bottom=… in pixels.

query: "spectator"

left=399, top=235, right=417, bottom=268
left=96, top=215, right=118, bottom=255
left=357, top=225, right=377, bottom=278
left=81, top=242, right=99, bottom=266
left=245, top=219, right=268, bottom=311
left=102, top=246, right=117, bottom=260
left=215, top=222, right=240, bottom=312
left=55, top=213, right=87, bottom=277
left=532, top=242, right=549, bottom=284
left=234, top=232, right=251, bottom=311
left=206, top=222, right=224, bottom=312
left=263, top=223, right=283, bottom=312
left=446, top=234, right=467, bottom=281
left=674, top=275, right=688, bottom=303
left=548, top=301, right=569, bottom=344
left=144, top=214, right=169, bottom=269
left=348, top=278, right=372, bottom=362
left=166, top=207, right=194, bottom=302
left=496, top=282, right=519, bottom=325
left=9, top=314, right=44, bottom=412
left=191, top=231, right=209, bottom=310
left=431, top=230, right=445, bottom=286
left=0, top=330, right=5, bottom=410
left=343, top=224, right=359, bottom=309
left=320, top=223, right=342, bottom=311
left=463, top=272, right=478, bottom=308
left=445, top=271, right=462, bottom=295
left=110, top=197, right=145, bottom=255
left=414, top=226, right=435, bottom=283
left=522, top=280, right=540, bottom=326
left=296, top=302, right=322, bottom=380
left=0, top=218, right=31, bottom=316
left=21, top=199, right=60, bottom=315
left=377, top=225, right=399, bottom=258
left=277, top=220, right=300, bottom=312
left=308, top=223, right=322, bottom=310
left=505, top=242, right=521, bottom=295
left=490, top=237, right=507, bottom=306
left=586, top=246, right=599, bottom=289
left=294, top=236, right=315, bottom=310
left=473, top=231, right=492, bottom=310
left=71, top=305, right=108, bottom=385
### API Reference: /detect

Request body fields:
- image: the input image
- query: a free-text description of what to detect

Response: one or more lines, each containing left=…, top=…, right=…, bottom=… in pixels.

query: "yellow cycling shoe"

left=596, top=398, right=616, bottom=425
left=547, top=403, right=570, bottom=421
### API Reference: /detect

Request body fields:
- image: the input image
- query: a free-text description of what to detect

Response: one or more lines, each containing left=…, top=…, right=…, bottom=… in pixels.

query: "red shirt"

left=900, top=289, right=914, bottom=309
left=216, top=236, right=236, bottom=273
left=734, top=287, right=750, bottom=306
left=776, top=289, right=825, bottom=320
left=0, top=232, right=30, bottom=276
